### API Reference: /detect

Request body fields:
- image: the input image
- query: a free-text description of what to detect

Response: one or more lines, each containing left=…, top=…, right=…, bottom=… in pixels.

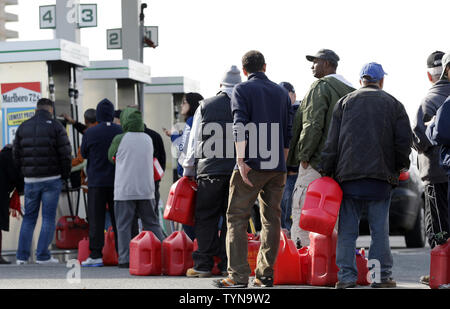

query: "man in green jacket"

left=288, top=49, right=355, bottom=247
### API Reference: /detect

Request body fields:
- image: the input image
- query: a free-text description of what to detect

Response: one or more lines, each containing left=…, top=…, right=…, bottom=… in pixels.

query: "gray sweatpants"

left=114, top=199, right=165, bottom=264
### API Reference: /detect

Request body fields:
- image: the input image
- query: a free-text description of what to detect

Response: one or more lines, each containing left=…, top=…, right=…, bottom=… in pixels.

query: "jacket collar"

left=248, top=72, right=268, bottom=81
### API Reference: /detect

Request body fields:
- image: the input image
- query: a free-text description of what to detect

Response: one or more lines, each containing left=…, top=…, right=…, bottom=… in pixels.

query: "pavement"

left=0, top=236, right=432, bottom=290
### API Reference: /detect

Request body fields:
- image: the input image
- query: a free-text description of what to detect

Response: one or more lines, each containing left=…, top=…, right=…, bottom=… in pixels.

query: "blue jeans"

left=16, top=179, right=62, bottom=261
left=336, top=196, right=393, bottom=283
left=280, top=173, right=297, bottom=230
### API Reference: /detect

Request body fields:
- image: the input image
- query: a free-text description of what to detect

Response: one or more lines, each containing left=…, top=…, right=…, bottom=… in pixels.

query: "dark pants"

left=193, top=175, right=230, bottom=272
left=425, top=182, right=449, bottom=248
left=87, top=187, right=118, bottom=259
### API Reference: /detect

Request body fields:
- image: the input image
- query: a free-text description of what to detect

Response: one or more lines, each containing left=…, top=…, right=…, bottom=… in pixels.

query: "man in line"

left=280, top=81, right=299, bottom=233
left=320, top=63, right=412, bottom=289
left=108, top=107, right=164, bottom=268
left=80, top=99, right=123, bottom=267
left=412, top=51, right=450, bottom=260
left=213, top=50, right=293, bottom=288
left=13, top=98, right=72, bottom=264
left=290, top=49, right=355, bottom=247
left=183, top=65, right=242, bottom=278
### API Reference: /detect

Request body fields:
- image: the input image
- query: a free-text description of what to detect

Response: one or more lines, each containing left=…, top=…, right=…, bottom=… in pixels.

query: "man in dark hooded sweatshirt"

left=81, top=99, right=123, bottom=267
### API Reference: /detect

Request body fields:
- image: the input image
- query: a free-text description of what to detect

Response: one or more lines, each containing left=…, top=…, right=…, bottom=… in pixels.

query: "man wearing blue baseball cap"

left=320, top=62, right=413, bottom=289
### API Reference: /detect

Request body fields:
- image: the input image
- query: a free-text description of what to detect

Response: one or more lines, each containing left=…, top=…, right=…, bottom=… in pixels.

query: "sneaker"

left=371, top=278, right=397, bottom=288
left=253, top=276, right=274, bottom=287
left=81, top=257, right=103, bottom=267
left=16, top=259, right=28, bottom=265
left=419, top=275, right=430, bottom=286
left=186, top=268, right=212, bottom=278
left=335, top=281, right=357, bottom=289
left=0, top=256, right=11, bottom=265
left=36, top=257, right=59, bottom=264
left=212, top=277, right=248, bottom=288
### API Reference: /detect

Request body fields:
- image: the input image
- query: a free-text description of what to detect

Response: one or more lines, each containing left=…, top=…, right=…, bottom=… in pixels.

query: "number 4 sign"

left=39, top=4, right=97, bottom=29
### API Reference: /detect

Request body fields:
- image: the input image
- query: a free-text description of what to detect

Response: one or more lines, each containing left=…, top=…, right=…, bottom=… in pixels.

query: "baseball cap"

left=306, top=49, right=340, bottom=65
left=427, top=51, right=444, bottom=68
left=359, top=62, right=387, bottom=82
left=279, top=82, right=295, bottom=93
left=440, top=52, right=450, bottom=80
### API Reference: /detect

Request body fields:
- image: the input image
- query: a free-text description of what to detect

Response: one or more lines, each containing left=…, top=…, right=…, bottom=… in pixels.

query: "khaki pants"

left=226, top=169, right=286, bottom=284
left=290, top=165, right=322, bottom=247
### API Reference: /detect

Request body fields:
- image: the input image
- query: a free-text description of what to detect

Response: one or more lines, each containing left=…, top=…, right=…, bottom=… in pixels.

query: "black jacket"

left=320, top=85, right=412, bottom=186
left=81, top=99, right=123, bottom=187
left=412, top=80, right=450, bottom=184
left=0, top=145, right=24, bottom=231
left=13, top=109, right=72, bottom=180
left=144, top=125, right=166, bottom=172
left=196, top=92, right=236, bottom=177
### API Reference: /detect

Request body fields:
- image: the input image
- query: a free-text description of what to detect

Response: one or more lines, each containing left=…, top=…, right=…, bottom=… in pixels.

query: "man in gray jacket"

left=412, top=51, right=450, bottom=254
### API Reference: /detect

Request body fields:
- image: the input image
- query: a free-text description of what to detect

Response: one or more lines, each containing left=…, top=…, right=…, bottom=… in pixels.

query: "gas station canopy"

left=144, top=76, right=200, bottom=94
left=0, top=39, right=89, bottom=67
left=83, top=59, right=151, bottom=84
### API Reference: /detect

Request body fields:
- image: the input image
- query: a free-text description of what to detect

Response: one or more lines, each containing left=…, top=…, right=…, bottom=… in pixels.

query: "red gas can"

left=356, top=248, right=370, bottom=286
left=163, top=177, right=198, bottom=226
left=193, top=239, right=222, bottom=275
left=300, top=177, right=342, bottom=236
left=308, top=231, right=339, bottom=286
left=102, top=226, right=118, bottom=266
left=298, top=246, right=310, bottom=284
left=248, top=234, right=261, bottom=276
left=129, top=231, right=162, bottom=276
left=77, top=237, right=90, bottom=263
left=429, top=239, right=450, bottom=289
left=162, top=231, right=194, bottom=276
left=274, top=231, right=302, bottom=285
left=55, top=216, right=89, bottom=249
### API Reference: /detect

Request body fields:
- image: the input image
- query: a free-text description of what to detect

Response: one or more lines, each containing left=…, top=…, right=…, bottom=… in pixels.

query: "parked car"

left=359, top=151, right=426, bottom=248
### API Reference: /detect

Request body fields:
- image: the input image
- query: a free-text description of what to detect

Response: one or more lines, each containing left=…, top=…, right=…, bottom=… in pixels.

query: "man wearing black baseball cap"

left=413, top=51, right=450, bottom=264
left=413, top=51, right=450, bottom=285
left=289, top=49, right=355, bottom=247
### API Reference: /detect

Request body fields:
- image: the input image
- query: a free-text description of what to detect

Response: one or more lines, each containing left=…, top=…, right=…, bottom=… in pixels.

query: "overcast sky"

left=6, top=0, right=450, bottom=119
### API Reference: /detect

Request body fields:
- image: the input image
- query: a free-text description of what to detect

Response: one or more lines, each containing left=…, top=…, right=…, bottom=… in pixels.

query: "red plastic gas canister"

left=356, top=248, right=370, bottom=286
left=162, top=231, right=194, bottom=276
left=77, top=237, right=90, bottom=263
left=273, top=231, right=302, bottom=285
left=163, top=177, right=198, bottom=226
left=300, top=177, right=342, bottom=236
left=129, top=231, right=162, bottom=276
left=248, top=234, right=261, bottom=276
left=193, top=239, right=222, bottom=275
left=308, top=231, right=339, bottom=286
left=102, top=226, right=118, bottom=266
left=55, top=216, right=89, bottom=249
left=429, top=239, right=450, bottom=289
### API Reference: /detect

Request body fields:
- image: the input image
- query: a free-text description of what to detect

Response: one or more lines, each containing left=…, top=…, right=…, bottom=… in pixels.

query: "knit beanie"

left=221, top=65, right=242, bottom=87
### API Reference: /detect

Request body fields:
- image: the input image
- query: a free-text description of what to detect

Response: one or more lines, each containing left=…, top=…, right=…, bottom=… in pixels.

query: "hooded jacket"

left=288, top=75, right=355, bottom=170
left=412, top=80, right=450, bottom=184
left=108, top=108, right=155, bottom=201
left=81, top=99, right=122, bottom=187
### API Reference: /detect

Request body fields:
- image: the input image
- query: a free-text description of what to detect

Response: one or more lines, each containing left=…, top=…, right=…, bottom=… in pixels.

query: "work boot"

left=419, top=275, right=430, bottom=286
left=335, top=281, right=357, bottom=289
left=186, top=268, right=212, bottom=278
left=0, top=256, right=11, bottom=264
left=371, top=278, right=397, bottom=288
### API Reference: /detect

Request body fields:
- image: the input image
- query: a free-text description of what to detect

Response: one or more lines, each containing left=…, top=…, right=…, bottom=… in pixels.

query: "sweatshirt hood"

left=321, top=75, right=356, bottom=97
left=120, top=107, right=144, bottom=133
left=96, top=99, right=115, bottom=123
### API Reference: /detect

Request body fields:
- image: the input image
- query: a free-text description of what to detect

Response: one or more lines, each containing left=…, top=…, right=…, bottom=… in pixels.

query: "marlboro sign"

left=1, top=82, right=42, bottom=147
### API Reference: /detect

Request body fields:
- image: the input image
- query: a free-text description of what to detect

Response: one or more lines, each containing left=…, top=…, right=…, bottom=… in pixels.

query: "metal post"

left=55, top=0, right=81, bottom=43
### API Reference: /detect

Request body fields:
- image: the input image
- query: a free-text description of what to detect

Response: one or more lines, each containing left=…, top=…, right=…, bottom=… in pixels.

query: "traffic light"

left=0, top=0, right=18, bottom=40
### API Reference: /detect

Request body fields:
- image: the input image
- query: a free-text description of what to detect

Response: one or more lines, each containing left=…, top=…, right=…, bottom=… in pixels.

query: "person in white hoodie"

left=183, top=66, right=242, bottom=278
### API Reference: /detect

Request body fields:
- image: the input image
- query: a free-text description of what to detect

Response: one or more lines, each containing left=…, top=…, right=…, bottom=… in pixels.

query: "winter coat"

left=320, top=85, right=412, bottom=186
left=108, top=108, right=155, bottom=201
left=412, top=80, right=450, bottom=184
left=0, top=145, right=24, bottom=231
left=290, top=75, right=355, bottom=170
left=81, top=99, right=123, bottom=187
left=13, top=109, right=72, bottom=180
